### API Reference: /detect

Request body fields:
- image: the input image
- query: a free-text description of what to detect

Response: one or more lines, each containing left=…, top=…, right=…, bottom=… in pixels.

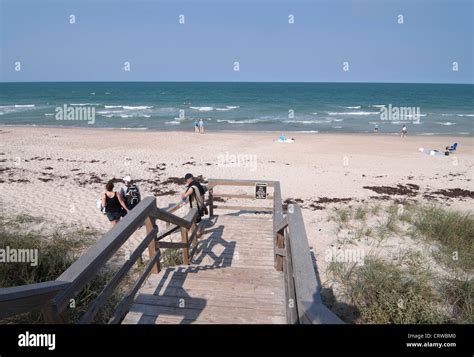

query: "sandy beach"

left=1, top=126, right=473, bottom=286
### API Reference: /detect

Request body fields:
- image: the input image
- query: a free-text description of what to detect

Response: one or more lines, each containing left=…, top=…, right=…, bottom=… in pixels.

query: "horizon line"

left=1, top=80, right=473, bottom=85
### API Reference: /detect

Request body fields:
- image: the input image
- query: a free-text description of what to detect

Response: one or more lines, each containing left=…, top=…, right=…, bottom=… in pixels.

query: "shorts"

left=106, top=211, right=122, bottom=222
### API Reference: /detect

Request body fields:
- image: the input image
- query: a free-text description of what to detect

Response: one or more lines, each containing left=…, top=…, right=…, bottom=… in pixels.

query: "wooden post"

left=191, top=222, right=197, bottom=249
left=209, top=188, right=214, bottom=217
left=42, top=303, right=69, bottom=324
left=180, top=227, right=190, bottom=265
left=275, top=230, right=285, bottom=271
left=145, top=216, right=160, bottom=274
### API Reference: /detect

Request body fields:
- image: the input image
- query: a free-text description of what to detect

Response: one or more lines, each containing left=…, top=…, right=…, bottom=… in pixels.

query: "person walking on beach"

left=120, top=176, right=141, bottom=211
left=194, top=120, right=199, bottom=133
left=181, top=173, right=208, bottom=236
left=374, top=124, right=379, bottom=133
left=101, top=181, right=129, bottom=226
left=401, top=125, right=408, bottom=138
left=198, top=119, right=204, bottom=134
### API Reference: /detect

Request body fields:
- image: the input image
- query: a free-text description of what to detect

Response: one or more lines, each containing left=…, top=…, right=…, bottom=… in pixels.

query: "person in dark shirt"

left=101, top=181, right=129, bottom=226
left=181, top=173, right=208, bottom=236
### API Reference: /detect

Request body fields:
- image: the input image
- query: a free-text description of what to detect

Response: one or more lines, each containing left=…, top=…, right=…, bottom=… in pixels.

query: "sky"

left=0, top=0, right=472, bottom=83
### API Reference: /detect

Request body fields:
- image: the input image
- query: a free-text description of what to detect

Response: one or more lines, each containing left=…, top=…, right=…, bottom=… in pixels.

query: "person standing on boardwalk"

left=101, top=181, right=129, bottom=227
left=198, top=119, right=204, bottom=134
left=181, top=173, right=207, bottom=236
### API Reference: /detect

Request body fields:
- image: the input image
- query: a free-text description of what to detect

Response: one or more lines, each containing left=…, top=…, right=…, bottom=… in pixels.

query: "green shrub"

left=162, top=248, right=184, bottom=266
left=0, top=214, right=124, bottom=324
left=441, top=278, right=473, bottom=324
left=327, top=258, right=445, bottom=324
left=411, top=206, right=474, bottom=271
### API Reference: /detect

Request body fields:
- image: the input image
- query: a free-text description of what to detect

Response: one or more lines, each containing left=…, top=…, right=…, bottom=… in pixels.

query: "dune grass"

left=441, top=277, right=473, bottom=324
left=0, top=214, right=123, bottom=324
left=327, top=257, right=445, bottom=324
left=162, top=247, right=184, bottom=266
left=354, top=204, right=369, bottom=221
left=410, top=206, right=474, bottom=271
left=325, top=201, right=473, bottom=324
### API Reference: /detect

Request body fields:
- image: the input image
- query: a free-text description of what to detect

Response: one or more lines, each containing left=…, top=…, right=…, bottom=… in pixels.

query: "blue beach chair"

left=448, top=143, right=458, bottom=152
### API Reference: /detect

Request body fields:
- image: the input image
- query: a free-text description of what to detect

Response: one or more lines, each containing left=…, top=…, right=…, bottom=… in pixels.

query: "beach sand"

left=0, top=126, right=472, bottom=289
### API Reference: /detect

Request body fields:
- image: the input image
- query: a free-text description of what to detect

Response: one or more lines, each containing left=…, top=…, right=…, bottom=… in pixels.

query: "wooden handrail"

left=52, top=197, right=158, bottom=312
left=273, top=181, right=285, bottom=272
left=0, top=196, right=202, bottom=323
left=163, top=201, right=186, bottom=214
left=208, top=178, right=277, bottom=188
left=152, top=205, right=196, bottom=229
left=78, top=226, right=159, bottom=324
left=1, top=178, right=342, bottom=324
left=207, top=178, right=342, bottom=324
left=0, top=281, right=70, bottom=319
left=285, top=204, right=343, bottom=324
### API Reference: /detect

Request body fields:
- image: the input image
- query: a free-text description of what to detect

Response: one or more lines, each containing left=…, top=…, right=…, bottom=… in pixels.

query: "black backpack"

left=189, top=181, right=208, bottom=216
left=125, top=185, right=140, bottom=208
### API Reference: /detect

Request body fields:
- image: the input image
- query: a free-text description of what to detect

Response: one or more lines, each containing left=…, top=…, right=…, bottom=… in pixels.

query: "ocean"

left=0, top=82, right=472, bottom=135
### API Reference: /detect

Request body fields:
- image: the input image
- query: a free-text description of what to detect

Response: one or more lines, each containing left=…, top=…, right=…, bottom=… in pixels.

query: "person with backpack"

left=181, top=173, right=208, bottom=236
left=101, top=180, right=129, bottom=226
left=120, top=176, right=141, bottom=212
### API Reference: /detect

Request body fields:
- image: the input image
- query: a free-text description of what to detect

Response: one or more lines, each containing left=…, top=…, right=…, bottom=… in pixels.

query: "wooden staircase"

left=123, top=214, right=286, bottom=324
left=0, top=179, right=342, bottom=325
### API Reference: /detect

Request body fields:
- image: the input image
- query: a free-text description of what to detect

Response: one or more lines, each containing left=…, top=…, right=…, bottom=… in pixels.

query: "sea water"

left=0, top=82, right=472, bottom=135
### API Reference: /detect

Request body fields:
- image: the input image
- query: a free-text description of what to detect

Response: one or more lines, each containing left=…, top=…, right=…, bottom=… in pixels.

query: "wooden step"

left=123, top=214, right=286, bottom=324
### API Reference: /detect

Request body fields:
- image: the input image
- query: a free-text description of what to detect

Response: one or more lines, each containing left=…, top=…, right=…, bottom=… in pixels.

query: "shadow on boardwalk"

left=130, top=216, right=239, bottom=324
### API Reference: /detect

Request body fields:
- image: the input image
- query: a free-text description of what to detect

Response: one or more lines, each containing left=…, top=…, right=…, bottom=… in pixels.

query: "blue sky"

left=0, top=0, right=472, bottom=83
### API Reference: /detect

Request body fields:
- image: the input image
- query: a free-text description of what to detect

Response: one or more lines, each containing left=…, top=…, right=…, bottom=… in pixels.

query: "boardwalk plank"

left=123, top=214, right=285, bottom=324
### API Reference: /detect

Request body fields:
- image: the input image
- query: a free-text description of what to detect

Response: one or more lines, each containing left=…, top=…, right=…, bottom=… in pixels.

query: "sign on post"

left=255, top=183, right=268, bottom=200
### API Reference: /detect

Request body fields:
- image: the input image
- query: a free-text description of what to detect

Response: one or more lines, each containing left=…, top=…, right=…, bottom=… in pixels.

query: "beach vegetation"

left=325, top=201, right=473, bottom=324
left=326, top=257, right=445, bottom=324
left=354, top=204, right=369, bottom=221
left=0, top=214, right=124, bottom=324
left=440, top=277, right=473, bottom=324
left=410, top=206, right=473, bottom=271
left=162, top=247, right=184, bottom=266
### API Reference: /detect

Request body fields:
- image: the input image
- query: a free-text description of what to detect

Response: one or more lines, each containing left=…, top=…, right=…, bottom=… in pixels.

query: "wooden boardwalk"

left=1, top=179, right=342, bottom=325
left=122, top=214, right=286, bottom=324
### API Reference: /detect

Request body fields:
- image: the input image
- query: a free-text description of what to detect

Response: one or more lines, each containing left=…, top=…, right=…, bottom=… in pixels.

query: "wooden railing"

left=0, top=196, right=200, bottom=324
left=1, top=178, right=342, bottom=324
left=208, top=178, right=343, bottom=324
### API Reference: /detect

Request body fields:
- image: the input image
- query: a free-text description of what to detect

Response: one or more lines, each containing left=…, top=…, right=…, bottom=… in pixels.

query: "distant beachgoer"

left=401, top=125, right=407, bottom=138
left=181, top=173, right=208, bottom=236
left=374, top=125, right=379, bottom=133
left=120, top=176, right=141, bottom=211
left=101, top=181, right=129, bottom=226
left=194, top=120, right=199, bottom=133
left=277, top=134, right=294, bottom=143
left=198, top=119, right=204, bottom=134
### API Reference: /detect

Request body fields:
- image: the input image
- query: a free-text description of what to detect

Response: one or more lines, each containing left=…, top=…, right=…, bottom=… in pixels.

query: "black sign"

left=255, top=183, right=267, bottom=199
